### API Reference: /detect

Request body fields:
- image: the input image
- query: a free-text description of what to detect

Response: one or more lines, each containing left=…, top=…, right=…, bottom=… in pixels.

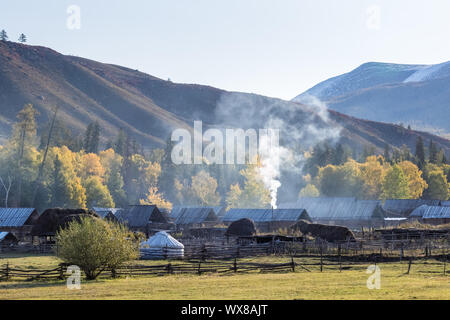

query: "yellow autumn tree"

left=226, top=161, right=271, bottom=209
left=358, top=155, right=388, bottom=199
left=398, top=161, right=428, bottom=199
left=299, top=184, right=320, bottom=198
left=79, top=153, right=106, bottom=180
left=140, top=186, right=172, bottom=211
left=47, top=146, right=87, bottom=208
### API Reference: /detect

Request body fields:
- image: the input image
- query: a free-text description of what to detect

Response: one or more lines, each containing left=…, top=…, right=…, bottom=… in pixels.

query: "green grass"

left=0, top=253, right=448, bottom=300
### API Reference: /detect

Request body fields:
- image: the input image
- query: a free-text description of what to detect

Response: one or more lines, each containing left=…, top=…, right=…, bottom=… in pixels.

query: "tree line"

left=0, top=104, right=448, bottom=213
left=1, top=29, right=27, bottom=43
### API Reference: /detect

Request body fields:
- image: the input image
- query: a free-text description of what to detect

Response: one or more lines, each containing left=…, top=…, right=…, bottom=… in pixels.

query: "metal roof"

left=441, top=201, right=450, bottom=207
left=382, top=199, right=441, bottom=214
left=0, top=232, right=9, bottom=241
left=0, top=208, right=37, bottom=227
left=223, top=208, right=310, bottom=223
left=410, top=205, right=450, bottom=219
left=173, top=207, right=218, bottom=225
left=171, top=206, right=225, bottom=219
left=116, top=205, right=167, bottom=227
left=92, top=207, right=123, bottom=219
left=280, top=198, right=384, bottom=221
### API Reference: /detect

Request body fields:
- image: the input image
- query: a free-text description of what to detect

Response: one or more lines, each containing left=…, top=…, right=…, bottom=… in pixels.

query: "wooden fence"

left=1, top=251, right=448, bottom=283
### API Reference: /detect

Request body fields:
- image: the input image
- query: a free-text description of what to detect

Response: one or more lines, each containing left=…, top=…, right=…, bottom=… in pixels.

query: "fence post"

left=167, top=263, right=173, bottom=275
left=444, top=250, right=447, bottom=275
left=320, top=246, right=323, bottom=272
left=197, top=261, right=202, bottom=275
left=5, top=262, right=9, bottom=281
left=407, top=258, right=412, bottom=274
left=59, top=264, right=64, bottom=280
left=233, top=258, right=237, bottom=273
left=291, top=256, right=295, bottom=272
left=338, top=245, right=342, bottom=272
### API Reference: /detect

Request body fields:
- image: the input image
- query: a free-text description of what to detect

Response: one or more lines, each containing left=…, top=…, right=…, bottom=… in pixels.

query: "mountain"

left=293, top=61, right=450, bottom=137
left=0, top=41, right=449, bottom=156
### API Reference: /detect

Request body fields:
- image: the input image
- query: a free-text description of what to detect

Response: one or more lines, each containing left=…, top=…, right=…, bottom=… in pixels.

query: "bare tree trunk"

left=32, top=107, right=58, bottom=206
left=0, top=176, right=12, bottom=208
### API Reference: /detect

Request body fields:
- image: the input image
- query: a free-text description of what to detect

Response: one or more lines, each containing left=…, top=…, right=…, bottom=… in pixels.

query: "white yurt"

left=140, top=231, right=184, bottom=260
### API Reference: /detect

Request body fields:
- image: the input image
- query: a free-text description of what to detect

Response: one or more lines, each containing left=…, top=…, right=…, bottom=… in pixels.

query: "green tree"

left=114, top=128, right=127, bottom=156
left=10, top=104, right=39, bottom=206
left=423, top=164, right=449, bottom=200
left=429, top=140, right=438, bottom=164
left=383, top=144, right=391, bottom=163
left=317, top=161, right=364, bottom=198
left=83, top=121, right=100, bottom=154
left=18, top=33, right=27, bottom=43
left=56, top=216, right=140, bottom=280
left=84, top=176, right=115, bottom=208
left=0, top=30, right=8, bottom=41
left=100, top=149, right=127, bottom=207
left=381, top=164, right=411, bottom=199
left=415, top=137, right=426, bottom=170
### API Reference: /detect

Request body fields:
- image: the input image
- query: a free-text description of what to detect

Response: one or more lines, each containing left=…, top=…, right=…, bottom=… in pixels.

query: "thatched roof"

left=226, top=218, right=256, bottom=237
left=31, top=208, right=99, bottom=236
left=290, top=220, right=355, bottom=242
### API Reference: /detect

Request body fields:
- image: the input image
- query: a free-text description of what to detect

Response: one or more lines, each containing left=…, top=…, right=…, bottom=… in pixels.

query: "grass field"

left=0, top=253, right=448, bottom=300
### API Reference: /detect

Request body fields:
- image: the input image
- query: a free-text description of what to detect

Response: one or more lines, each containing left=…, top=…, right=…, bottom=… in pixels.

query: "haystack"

left=226, top=218, right=256, bottom=237
left=31, top=208, right=99, bottom=237
left=291, top=220, right=355, bottom=242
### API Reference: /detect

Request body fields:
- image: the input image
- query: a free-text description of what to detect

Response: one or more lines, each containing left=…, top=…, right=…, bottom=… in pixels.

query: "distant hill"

left=293, top=61, right=450, bottom=137
left=1, top=41, right=449, bottom=156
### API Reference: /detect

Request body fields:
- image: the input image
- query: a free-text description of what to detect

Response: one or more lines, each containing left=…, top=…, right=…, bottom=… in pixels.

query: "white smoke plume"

left=215, top=92, right=341, bottom=207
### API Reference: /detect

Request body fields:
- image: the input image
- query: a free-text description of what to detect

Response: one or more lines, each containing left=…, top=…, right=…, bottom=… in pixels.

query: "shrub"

left=56, top=216, right=139, bottom=280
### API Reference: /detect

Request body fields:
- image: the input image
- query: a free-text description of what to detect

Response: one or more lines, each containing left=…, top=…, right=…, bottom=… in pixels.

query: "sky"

left=1, top=0, right=450, bottom=100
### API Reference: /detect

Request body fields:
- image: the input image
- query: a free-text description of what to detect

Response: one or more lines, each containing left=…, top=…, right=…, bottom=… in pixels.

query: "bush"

left=56, top=216, right=140, bottom=280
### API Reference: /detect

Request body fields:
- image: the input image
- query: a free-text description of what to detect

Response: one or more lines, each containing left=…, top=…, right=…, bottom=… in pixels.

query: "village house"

left=410, top=205, right=450, bottom=225
left=280, top=197, right=385, bottom=229
left=222, top=208, right=311, bottom=232
left=0, top=208, right=39, bottom=243
left=116, top=205, right=169, bottom=236
left=170, top=207, right=219, bottom=229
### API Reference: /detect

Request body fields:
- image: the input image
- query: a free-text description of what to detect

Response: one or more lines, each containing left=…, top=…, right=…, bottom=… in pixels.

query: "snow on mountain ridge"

left=293, top=62, right=426, bottom=102
left=404, top=61, right=450, bottom=83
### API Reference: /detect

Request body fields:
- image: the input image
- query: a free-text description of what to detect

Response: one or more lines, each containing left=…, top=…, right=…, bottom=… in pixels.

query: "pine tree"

left=18, top=33, right=27, bottom=43
left=114, top=129, right=127, bottom=156
left=83, top=121, right=100, bottom=154
left=383, top=144, right=391, bottom=163
left=0, top=30, right=8, bottom=41
left=429, top=140, right=438, bottom=164
left=415, top=137, right=426, bottom=170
